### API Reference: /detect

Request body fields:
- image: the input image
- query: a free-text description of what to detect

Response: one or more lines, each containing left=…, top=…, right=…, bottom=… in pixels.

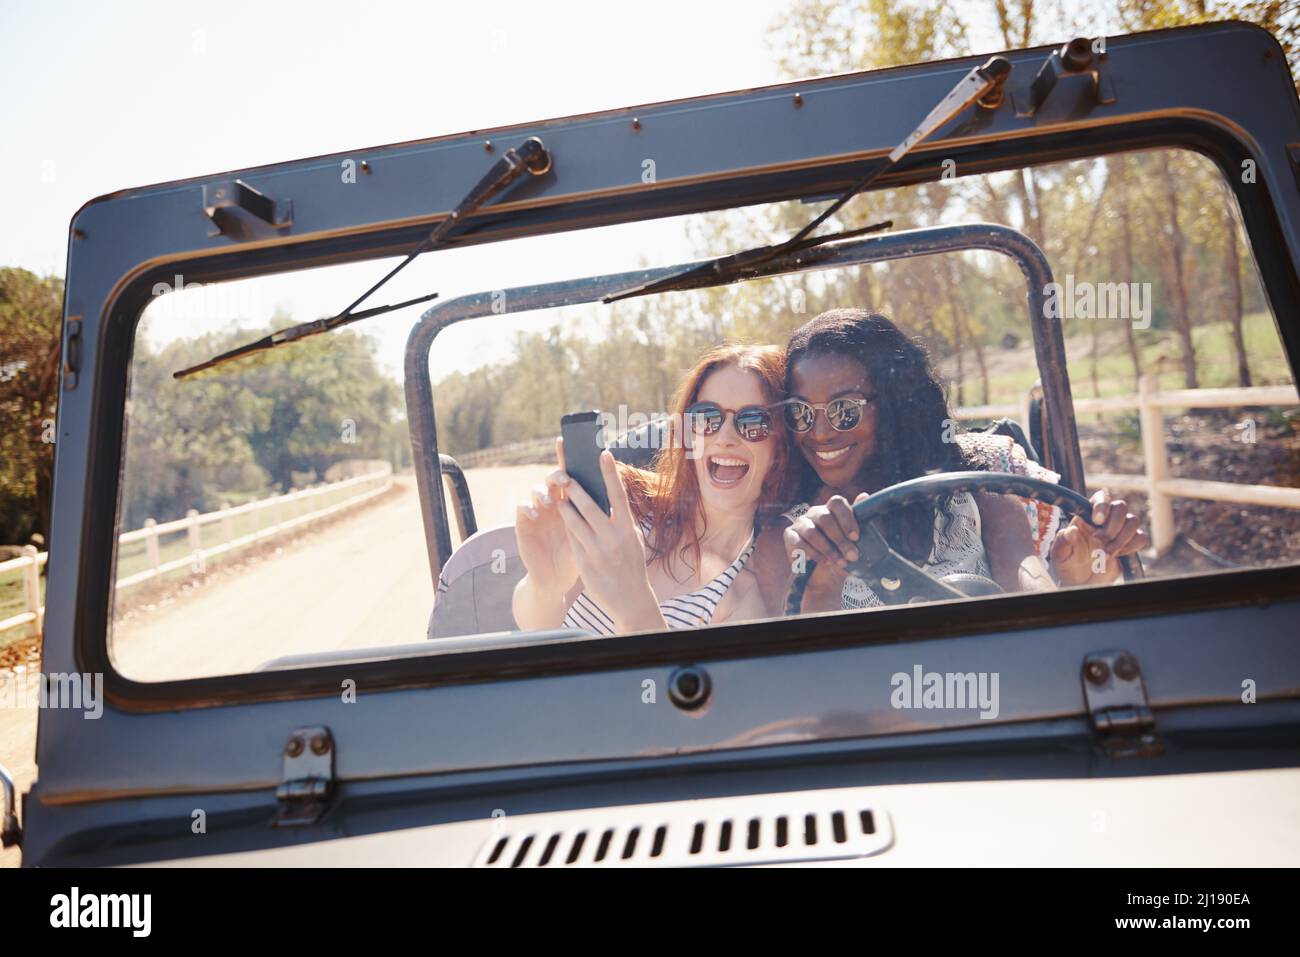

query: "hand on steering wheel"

left=783, top=492, right=870, bottom=572
left=783, top=472, right=1142, bottom=616
left=1050, top=490, right=1148, bottom=586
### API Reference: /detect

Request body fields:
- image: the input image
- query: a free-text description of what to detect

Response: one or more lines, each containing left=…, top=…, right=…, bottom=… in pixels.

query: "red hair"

left=620, top=343, right=796, bottom=579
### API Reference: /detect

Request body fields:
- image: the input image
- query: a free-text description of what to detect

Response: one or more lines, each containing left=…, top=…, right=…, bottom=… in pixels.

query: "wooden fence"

left=0, top=465, right=393, bottom=640
left=954, top=377, right=1300, bottom=554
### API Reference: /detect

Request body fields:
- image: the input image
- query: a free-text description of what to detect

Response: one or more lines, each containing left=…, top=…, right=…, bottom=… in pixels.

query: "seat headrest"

left=608, top=419, right=669, bottom=469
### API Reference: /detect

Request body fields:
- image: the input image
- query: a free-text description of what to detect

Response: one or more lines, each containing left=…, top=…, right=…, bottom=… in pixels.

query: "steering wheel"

left=784, top=471, right=1143, bottom=616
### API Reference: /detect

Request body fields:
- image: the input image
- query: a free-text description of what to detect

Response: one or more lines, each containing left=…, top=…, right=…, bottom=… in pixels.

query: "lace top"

left=783, top=493, right=989, bottom=609
left=783, top=432, right=1064, bottom=610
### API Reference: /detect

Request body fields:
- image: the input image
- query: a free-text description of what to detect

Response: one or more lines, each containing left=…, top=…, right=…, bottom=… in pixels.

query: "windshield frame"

left=90, top=127, right=1300, bottom=713
left=60, top=28, right=1300, bottom=713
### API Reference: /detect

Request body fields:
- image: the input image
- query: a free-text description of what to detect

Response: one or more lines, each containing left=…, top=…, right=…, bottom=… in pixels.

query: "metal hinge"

left=1081, top=651, right=1164, bottom=758
left=273, top=726, right=335, bottom=827
left=62, top=317, right=82, bottom=391
left=204, top=178, right=293, bottom=241
left=1012, top=38, right=1116, bottom=122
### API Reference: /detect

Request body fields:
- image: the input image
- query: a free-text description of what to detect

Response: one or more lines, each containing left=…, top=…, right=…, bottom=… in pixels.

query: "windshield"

left=108, top=146, right=1299, bottom=682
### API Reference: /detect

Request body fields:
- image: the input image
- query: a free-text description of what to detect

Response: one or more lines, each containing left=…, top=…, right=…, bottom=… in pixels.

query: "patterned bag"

left=955, top=431, right=1064, bottom=562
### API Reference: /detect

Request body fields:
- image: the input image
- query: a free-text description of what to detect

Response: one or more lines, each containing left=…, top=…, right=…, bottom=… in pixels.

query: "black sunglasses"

left=685, top=401, right=776, bottom=442
left=781, top=395, right=876, bottom=433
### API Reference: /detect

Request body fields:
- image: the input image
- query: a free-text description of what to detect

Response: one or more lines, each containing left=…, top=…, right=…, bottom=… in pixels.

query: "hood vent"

left=474, top=790, right=892, bottom=867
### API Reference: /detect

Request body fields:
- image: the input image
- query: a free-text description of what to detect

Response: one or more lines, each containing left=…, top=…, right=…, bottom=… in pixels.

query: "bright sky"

left=0, top=0, right=1047, bottom=383
left=0, top=0, right=812, bottom=380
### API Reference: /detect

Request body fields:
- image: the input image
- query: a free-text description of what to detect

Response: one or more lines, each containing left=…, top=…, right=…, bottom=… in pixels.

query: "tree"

left=0, top=268, right=62, bottom=544
left=1218, top=179, right=1251, bottom=386
left=121, top=332, right=274, bottom=527
left=120, top=319, right=401, bottom=526
left=1110, top=155, right=1145, bottom=389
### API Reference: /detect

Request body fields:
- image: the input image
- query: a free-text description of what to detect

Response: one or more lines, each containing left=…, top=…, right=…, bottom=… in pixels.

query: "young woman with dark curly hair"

left=750, top=309, right=1147, bottom=615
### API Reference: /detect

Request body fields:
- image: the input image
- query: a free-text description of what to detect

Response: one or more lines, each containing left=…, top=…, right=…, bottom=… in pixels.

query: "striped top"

left=562, top=524, right=757, bottom=636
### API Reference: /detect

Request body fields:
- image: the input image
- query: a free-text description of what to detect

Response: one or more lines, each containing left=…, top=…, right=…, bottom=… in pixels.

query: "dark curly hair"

left=785, top=309, right=969, bottom=562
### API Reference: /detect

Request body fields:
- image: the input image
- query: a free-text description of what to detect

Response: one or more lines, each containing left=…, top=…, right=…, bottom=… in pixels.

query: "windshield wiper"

left=602, top=55, right=1011, bottom=304
left=175, top=136, right=553, bottom=379
left=169, top=291, right=443, bottom=378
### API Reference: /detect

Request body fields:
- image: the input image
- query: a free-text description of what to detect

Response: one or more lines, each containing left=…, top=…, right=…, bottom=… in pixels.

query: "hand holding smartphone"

left=560, top=411, right=611, bottom=514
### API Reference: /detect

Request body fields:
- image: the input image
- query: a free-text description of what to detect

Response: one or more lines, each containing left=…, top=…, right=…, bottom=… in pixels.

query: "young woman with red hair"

left=512, top=343, right=797, bottom=636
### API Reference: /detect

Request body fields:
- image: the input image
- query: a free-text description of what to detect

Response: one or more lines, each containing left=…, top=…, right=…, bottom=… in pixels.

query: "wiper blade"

left=175, top=136, right=553, bottom=380
left=602, top=219, right=895, bottom=304
left=170, top=291, right=442, bottom=379
left=603, top=55, right=1010, bottom=305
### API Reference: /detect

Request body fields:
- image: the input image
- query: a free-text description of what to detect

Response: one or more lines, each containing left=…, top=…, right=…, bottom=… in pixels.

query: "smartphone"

left=560, top=410, right=611, bottom=514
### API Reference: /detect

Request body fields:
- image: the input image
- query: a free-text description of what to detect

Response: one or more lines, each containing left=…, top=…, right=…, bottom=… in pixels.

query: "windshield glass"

left=109, top=146, right=1299, bottom=681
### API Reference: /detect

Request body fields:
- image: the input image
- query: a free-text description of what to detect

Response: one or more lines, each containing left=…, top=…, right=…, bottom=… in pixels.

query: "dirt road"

left=0, top=463, right=549, bottom=866
left=112, top=466, right=547, bottom=680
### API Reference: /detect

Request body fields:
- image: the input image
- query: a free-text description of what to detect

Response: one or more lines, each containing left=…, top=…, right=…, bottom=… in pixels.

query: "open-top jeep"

left=6, top=21, right=1299, bottom=866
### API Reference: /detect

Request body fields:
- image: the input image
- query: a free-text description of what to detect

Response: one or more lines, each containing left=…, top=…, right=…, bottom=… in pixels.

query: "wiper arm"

left=175, top=136, right=553, bottom=379
left=168, top=291, right=443, bottom=378
left=603, top=55, right=1010, bottom=304
left=601, top=219, right=895, bottom=304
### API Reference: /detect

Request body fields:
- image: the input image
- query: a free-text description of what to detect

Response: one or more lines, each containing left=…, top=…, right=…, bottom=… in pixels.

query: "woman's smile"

left=810, top=443, right=853, bottom=464
left=706, top=453, right=751, bottom=487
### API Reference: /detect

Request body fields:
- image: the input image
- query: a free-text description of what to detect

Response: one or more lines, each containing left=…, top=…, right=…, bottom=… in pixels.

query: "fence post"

left=1017, top=385, right=1033, bottom=437
left=221, top=503, right=234, bottom=544
left=186, top=508, right=204, bottom=574
left=144, top=518, right=161, bottom=576
left=1139, top=375, right=1175, bottom=555
left=20, top=545, right=42, bottom=639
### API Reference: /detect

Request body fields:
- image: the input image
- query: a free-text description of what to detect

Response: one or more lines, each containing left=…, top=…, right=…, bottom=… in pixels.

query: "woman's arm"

left=1050, top=490, right=1147, bottom=586
left=800, top=561, right=851, bottom=613
left=975, top=492, right=1056, bottom=593
left=748, top=526, right=796, bottom=618
left=557, top=451, right=668, bottom=635
left=511, top=440, right=582, bottom=630
left=711, top=568, right=771, bottom=626
left=512, top=570, right=581, bottom=631
left=780, top=497, right=866, bottom=613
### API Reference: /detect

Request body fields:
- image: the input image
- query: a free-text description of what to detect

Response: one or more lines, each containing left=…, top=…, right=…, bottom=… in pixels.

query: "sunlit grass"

left=963, top=312, right=1292, bottom=409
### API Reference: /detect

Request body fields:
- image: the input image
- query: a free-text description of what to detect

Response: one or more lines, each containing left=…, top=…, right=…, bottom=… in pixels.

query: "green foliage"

left=120, top=320, right=401, bottom=527
left=0, top=267, right=63, bottom=544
